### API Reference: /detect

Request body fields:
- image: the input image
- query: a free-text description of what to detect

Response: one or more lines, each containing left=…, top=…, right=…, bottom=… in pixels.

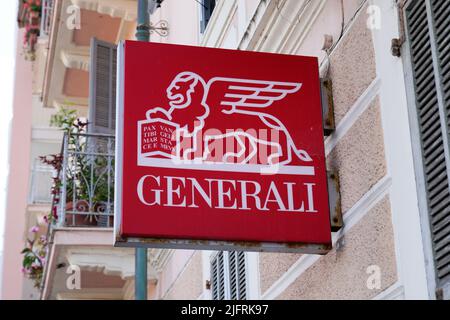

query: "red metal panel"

left=116, top=40, right=331, bottom=250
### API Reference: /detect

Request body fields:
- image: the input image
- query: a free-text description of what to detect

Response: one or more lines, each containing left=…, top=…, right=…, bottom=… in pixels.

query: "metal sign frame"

left=114, top=41, right=334, bottom=254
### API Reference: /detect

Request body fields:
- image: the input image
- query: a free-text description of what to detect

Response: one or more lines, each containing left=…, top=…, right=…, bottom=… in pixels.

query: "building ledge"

left=56, top=288, right=124, bottom=300
left=50, top=227, right=115, bottom=246
left=41, top=227, right=173, bottom=299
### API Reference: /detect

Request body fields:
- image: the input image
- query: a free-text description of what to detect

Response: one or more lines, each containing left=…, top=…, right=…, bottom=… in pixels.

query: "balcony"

left=40, top=0, right=54, bottom=39
left=29, top=159, right=55, bottom=205
left=17, top=0, right=55, bottom=60
left=38, top=132, right=173, bottom=299
left=55, top=132, right=115, bottom=228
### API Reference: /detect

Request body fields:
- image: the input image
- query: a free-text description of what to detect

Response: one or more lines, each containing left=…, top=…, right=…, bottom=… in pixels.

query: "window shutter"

left=217, top=252, right=226, bottom=300
left=229, top=251, right=238, bottom=299
left=405, top=0, right=450, bottom=297
left=429, top=0, right=450, bottom=295
left=211, top=251, right=246, bottom=300
left=211, top=254, right=219, bottom=300
left=211, top=252, right=226, bottom=300
left=89, top=38, right=117, bottom=134
left=236, top=251, right=247, bottom=300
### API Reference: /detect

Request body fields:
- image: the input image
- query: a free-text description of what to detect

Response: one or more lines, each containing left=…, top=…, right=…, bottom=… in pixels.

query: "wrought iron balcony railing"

left=29, top=159, right=55, bottom=205
left=56, top=133, right=115, bottom=228
left=40, top=0, right=54, bottom=38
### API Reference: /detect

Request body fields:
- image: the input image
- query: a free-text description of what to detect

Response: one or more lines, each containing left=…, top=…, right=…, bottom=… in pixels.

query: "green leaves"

left=50, top=107, right=77, bottom=130
left=20, top=247, right=31, bottom=254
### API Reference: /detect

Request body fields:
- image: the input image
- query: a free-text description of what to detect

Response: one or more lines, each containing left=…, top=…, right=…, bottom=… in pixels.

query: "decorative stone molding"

left=60, top=46, right=90, bottom=71
left=71, top=0, right=137, bottom=21
left=65, top=247, right=174, bottom=280
left=202, top=0, right=326, bottom=53
left=200, top=0, right=237, bottom=48
left=237, top=0, right=276, bottom=50
left=238, top=0, right=326, bottom=53
left=149, top=249, right=174, bottom=274
left=56, top=288, right=124, bottom=300
left=65, top=247, right=147, bottom=279
left=45, top=0, right=133, bottom=108
left=374, top=282, right=405, bottom=300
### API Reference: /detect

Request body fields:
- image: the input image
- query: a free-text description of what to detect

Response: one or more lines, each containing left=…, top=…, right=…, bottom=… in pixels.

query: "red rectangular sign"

left=115, top=40, right=331, bottom=253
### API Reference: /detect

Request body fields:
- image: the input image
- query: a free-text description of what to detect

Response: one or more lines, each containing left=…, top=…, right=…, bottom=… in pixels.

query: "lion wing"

left=205, top=77, right=302, bottom=112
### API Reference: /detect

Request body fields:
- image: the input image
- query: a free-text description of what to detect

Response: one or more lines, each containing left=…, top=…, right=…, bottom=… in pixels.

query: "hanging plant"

left=20, top=0, right=42, bottom=61
left=20, top=108, right=86, bottom=288
left=21, top=225, right=48, bottom=288
left=23, top=0, right=42, bottom=12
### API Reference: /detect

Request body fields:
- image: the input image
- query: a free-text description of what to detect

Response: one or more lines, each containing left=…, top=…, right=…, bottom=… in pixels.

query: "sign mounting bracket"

left=321, top=77, right=336, bottom=136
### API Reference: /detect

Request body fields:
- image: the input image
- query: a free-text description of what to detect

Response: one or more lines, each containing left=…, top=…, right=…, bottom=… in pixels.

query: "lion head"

left=167, top=72, right=201, bottom=109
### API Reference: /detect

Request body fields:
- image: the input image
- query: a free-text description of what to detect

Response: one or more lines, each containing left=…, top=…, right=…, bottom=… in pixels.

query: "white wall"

left=0, top=252, right=3, bottom=299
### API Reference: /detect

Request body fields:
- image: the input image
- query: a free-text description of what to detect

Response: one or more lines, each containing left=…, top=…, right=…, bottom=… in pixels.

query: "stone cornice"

left=60, top=46, right=90, bottom=71
left=71, top=0, right=137, bottom=21
left=239, top=0, right=326, bottom=54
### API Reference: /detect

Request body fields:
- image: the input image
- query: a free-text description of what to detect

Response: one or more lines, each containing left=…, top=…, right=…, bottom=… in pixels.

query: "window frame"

left=199, top=0, right=216, bottom=34
left=401, top=0, right=450, bottom=299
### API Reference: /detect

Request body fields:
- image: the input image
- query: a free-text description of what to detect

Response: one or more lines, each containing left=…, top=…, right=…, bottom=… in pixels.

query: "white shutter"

left=429, top=0, right=450, bottom=295
left=229, top=251, right=238, bottom=299
left=211, top=251, right=247, bottom=300
left=211, top=253, right=219, bottom=300
left=89, top=38, right=117, bottom=134
left=210, top=252, right=226, bottom=300
left=237, top=251, right=247, bottom=300
left=404, top=0, right=450, bottom=298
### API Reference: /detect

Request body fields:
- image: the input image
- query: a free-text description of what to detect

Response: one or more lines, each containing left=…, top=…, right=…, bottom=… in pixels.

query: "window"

left=149, top=0, right=164, bottom=15
left=89, top=38, right=117, bottom=134
left=200, top=0, right=216, bottom=33
left=210, top=251, right=247, bottom=300
left=404, top=0, right=450, bottom=299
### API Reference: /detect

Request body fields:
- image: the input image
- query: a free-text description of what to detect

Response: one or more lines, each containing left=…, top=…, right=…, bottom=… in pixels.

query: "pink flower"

left=29, top=226, right=39, bottom=233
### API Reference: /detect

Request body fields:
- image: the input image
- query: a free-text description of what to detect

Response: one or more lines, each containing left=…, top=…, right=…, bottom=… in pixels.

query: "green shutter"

left=405, top=0, right=450, bottom=297
left=89, top=38, right=117, bottom=134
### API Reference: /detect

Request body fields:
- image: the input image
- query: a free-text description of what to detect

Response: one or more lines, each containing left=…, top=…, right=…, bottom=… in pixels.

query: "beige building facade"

left=148, top=0, right=431, bottom=300
left=1, top=0, right=448, bottom=300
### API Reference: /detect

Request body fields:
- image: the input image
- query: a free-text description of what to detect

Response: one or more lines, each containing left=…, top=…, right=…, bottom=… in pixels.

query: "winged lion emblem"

left=143, top=71, right=313, bottom=167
